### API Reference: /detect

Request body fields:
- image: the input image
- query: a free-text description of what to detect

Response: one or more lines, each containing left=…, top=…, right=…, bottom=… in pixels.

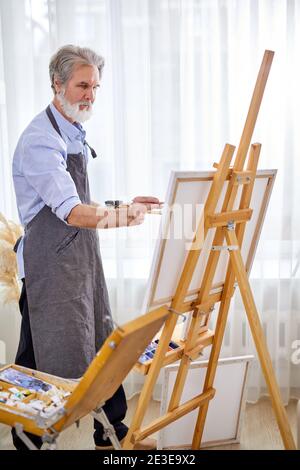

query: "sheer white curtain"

left=0, top=0, right=299, bottom=401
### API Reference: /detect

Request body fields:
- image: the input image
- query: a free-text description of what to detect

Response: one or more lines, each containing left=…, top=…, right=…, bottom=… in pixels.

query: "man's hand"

left=114, top=203, right=147, bottom=227
left=67, top=202, right=148, bottom=229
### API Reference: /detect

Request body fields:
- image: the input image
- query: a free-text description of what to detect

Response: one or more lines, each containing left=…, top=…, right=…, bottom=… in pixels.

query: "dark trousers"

left=11, top=280, right=128, bottom=450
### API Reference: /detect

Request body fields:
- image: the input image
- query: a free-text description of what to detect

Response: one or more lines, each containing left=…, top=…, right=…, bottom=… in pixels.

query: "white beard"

left=56, top=91, right=93, bottom=123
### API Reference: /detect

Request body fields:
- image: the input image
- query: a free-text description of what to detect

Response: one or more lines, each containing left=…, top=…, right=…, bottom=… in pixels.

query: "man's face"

left=63, top=64, right=100, bottom=108
left=55, top=64, right=100, bottom=122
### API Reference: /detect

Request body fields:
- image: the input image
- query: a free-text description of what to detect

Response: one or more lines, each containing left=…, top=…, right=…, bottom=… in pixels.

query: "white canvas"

left=158, top=356, right=253, bottom=449
left=143, top=170, right=276, bottom=311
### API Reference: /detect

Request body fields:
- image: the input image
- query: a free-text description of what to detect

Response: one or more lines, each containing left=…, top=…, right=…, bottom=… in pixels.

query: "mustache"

left=77, top=101, right=92, bottom=107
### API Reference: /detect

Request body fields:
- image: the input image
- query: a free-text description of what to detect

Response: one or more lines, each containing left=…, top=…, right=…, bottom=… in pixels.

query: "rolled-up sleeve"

left=21, top=132, right=81, bottom=222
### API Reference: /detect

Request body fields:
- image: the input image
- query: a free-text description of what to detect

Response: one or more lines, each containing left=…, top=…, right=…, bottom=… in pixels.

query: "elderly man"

left=12, top=45, right=157, bottom=450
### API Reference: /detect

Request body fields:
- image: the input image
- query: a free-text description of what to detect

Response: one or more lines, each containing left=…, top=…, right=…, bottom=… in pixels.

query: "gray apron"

left=23, top=106, right=113, bottom=379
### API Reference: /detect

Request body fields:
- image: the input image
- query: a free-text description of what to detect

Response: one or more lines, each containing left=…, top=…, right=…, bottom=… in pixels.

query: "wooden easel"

left=123, top=50, right=296, bottom=450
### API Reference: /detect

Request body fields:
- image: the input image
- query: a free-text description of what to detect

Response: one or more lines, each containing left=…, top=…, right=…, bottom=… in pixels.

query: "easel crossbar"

left=132, top=388, right=215, bottom=443
left=206, top=208, right=253, bottom=228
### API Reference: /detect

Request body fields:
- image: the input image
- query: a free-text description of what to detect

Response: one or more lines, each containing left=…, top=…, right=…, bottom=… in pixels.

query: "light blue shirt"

left=12, top=103, right=90, bottom=279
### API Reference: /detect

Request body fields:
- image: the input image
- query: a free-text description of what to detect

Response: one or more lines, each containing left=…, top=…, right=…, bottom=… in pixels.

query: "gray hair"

left=49, top=44, right=105, bottom=94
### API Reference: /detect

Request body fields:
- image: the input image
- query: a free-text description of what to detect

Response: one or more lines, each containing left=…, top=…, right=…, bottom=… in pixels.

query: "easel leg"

left=14, top=424, right=39, bottom=450
left=14, top=423, right=58, bottom=450
left=168, top=311, right=200, bottom=411
left=92, top=406, right=122, bottom=450
left=192, top=295, right=233, bottom=449
left=167, top=145, right=235, bottom=412
left=192, top=144, right=262, bottom=448
left=225, top=229, right=296, bottom=450
left=123, top=313, right=179, bottom=449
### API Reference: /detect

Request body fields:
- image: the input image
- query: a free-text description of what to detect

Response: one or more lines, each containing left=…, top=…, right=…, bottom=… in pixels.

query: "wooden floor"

left=0, top=396, right=297, bottom=450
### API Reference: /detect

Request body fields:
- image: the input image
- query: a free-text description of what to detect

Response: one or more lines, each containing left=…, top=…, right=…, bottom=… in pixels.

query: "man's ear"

left=54, top=78, right=62, bottom=94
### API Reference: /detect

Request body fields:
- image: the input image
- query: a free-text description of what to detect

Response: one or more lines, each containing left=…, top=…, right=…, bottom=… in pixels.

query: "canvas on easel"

left=123, top=50, right=296, bottom=451
left=144, top=170, right=275, bottom=317
left=144, top=169, right=276, bottom=311
left=135, top=168, right=276, bottom=375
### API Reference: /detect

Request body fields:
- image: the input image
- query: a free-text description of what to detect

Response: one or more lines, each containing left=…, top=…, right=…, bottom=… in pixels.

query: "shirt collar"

left=49, top=102, right=86, bottom=142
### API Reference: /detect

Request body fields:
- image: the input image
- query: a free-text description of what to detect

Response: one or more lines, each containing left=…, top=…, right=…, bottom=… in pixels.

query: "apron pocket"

left=56, top=229, right=80, bottom=255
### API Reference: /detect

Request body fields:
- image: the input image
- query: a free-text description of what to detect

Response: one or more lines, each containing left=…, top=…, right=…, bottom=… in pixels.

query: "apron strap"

left=84, top=140, right=97, bottom=159
left=46, top=105, right=62, bottom=137
left=45, top=105, right=98, bottom=158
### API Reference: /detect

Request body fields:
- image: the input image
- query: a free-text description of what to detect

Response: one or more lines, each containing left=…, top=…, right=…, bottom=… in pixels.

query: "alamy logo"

left=291, top=340, right=300, bottom=365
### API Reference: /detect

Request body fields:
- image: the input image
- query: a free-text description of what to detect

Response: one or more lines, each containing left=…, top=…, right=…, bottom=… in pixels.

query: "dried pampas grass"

left=0, top=212, right=23, bottom=304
